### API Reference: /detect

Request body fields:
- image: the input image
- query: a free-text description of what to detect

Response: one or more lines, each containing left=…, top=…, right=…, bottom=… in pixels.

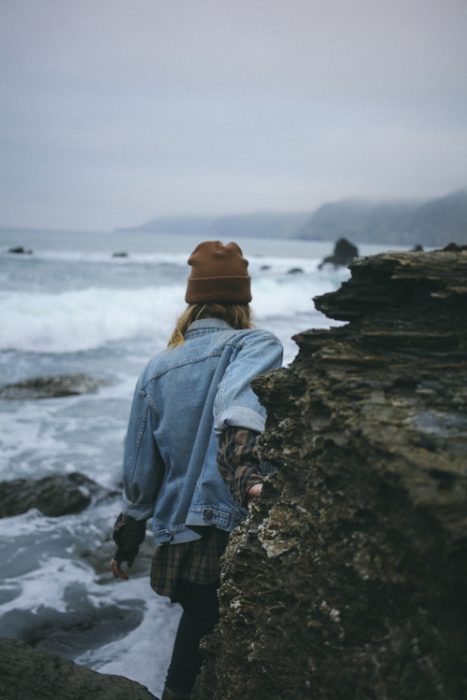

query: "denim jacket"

left=122, top=318, right=283, bottom=547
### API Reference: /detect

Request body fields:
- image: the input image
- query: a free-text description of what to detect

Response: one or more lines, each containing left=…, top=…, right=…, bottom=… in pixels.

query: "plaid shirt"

left=150, top=526, right=229, bottom=600
left=150, top=426, right=266, bottom=600
left=216, top=425, right=268, bottom=506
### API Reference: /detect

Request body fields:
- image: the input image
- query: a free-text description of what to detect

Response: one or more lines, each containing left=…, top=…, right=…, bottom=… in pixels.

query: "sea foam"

left=0, top=286, right=185, bottom=353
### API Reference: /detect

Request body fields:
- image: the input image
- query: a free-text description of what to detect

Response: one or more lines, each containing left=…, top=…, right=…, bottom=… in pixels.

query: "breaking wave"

left=1, top=269, right=348, bottom=354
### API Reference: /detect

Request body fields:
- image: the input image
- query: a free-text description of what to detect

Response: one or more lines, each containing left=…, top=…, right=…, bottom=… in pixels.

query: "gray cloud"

left=1, top=0, right=467, bottom=229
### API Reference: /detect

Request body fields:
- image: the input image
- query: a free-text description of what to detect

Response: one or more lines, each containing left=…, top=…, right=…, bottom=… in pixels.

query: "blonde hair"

left=167, top=303, right=253, bottom=348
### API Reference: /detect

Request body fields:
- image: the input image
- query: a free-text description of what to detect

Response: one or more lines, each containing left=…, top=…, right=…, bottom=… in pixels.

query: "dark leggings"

left=165, top=579, right=220, bottom=695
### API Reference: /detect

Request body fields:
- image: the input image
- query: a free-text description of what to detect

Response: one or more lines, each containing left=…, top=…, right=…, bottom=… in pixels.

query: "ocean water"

left=0, top=229, right=396, bottom=695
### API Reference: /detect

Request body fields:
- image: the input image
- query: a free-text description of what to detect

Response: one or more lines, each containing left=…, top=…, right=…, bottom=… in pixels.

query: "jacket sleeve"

left=121, top=377, right=164, bottom=520
left=213, top=330, right=283, bottom=434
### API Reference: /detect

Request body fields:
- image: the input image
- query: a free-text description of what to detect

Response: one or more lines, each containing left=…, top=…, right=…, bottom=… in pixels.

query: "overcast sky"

left=1, top=0, right=467, bottom=231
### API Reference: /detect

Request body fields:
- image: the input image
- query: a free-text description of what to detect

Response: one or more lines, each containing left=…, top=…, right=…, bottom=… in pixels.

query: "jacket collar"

left=184, top=318, right=234, bottom=338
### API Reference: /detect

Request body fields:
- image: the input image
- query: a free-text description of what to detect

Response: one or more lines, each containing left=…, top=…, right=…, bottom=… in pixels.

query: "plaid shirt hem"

left=150, top=526, right=229, bottom=600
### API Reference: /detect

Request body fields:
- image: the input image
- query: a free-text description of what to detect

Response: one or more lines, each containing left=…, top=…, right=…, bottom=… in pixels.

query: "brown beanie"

left=185, top=241, right=252, bottom=304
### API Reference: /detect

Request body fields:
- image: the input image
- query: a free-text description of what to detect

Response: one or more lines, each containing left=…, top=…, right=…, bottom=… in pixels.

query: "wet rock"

left=0, top=373, right=103, bottom=400
left=286, top=267, right=304, bottom=274
left=444, top=242, right=465, bottom=252
left=8, top=246, right=33, bottom=254
left=0, top=472, right=116, bottom=518
left=0, top=637, right=157, bottom=700
left=318, top=236, right=359, bottom=269
left=260, top=264, right=271, bottom=271
left=195, top=246, right=467, bottom=700
left=1, top=583, right=145, bottom=659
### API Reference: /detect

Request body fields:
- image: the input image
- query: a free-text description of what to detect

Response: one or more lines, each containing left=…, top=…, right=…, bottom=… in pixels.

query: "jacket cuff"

left=215, top=406, right=265, bottom=434
left=122, top=496, right=154, bottom=520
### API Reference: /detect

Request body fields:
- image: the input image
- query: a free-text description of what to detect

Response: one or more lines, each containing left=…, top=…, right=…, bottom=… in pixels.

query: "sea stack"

left=318, top=237, right=359, bottom=269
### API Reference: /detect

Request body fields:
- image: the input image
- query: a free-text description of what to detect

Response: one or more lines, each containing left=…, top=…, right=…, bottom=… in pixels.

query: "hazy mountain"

left=297, top=190, right=467, bottom=246
left=117, top=211, right=310, bottom=239
left=119, top=190, right=467, bottom=246
left=409, top=190, right=467, bottom=246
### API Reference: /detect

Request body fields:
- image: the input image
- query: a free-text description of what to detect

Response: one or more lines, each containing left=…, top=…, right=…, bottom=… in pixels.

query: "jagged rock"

left=0, top=637, right=157, bottom=700
left=318, top=236, right=359, bottom=269
left=0, top=472, right=116, bottom=518
left=8, top=246, right=33, bottom=254
left=0, top=373, right=103, bottom=399
left=195, top=245, right=467, bottom=700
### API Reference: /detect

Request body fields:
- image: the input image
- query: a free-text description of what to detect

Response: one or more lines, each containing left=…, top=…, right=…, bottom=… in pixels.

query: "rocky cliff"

left=195, top=244, right=467, bottom=700
left=297, top=190, right=467, bottom=246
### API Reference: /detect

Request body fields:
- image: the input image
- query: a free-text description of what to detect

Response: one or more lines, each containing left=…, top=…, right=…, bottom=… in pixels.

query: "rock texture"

left=0, top=373, right=103, bottom=400
left=195, top=245, right=467, bottom=700
left=0, top=637, right=157, bottom=700
left=0, top=472, right=116, bottom=518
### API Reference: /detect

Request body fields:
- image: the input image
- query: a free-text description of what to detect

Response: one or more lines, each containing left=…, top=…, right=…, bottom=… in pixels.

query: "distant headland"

left=117, top=188, right=467, bottom=247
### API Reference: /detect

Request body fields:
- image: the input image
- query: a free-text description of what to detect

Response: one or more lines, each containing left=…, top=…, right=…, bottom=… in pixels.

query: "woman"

left=111, top=241, right=283, bottom=700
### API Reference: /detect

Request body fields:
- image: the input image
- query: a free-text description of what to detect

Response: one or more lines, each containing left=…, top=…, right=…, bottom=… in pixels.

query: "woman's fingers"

left=111, top=559, right=129, bottom=580
left=247, top=483, right=263, bottom=498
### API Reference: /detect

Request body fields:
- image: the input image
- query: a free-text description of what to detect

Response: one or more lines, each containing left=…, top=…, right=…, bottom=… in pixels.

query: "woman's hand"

left=247, top=483, right=263, bottom=498
left=111, top=558, right=130, bottom=581
left=111, top=513, right=147, bottom=578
